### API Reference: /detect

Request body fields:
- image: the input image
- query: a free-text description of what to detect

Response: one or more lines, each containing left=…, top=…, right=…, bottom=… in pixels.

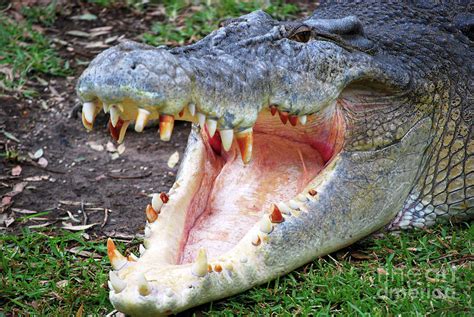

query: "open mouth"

left=81, top=99, right=345, bottom=266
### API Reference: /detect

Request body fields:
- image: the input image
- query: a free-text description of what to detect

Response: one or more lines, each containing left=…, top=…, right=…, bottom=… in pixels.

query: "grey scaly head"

left=76, top=1, right=473, bottom=315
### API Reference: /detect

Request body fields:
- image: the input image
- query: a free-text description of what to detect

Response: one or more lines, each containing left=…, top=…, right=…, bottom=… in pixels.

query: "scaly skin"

left=76, top=1, right=473, bottom=315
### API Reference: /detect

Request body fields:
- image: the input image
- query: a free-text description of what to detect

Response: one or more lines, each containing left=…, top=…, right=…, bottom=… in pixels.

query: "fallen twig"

left=101, top=208, right=109, bottom=228
left=107, top=171, right=152, bottom=179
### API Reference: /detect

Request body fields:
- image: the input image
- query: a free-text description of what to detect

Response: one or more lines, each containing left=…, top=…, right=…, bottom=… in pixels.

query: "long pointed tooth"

left=197, top=112, right=206, bottom=127
left=145, top=204, right=158, bottom=223
left=289, top=115, right=298, bottom=126
left=259, top=215, right=273, bottom=233
left=110, top=106, right=120, bottom=128
left=83, top=102, right=96, bottom=124
left=299, top=115, right=307, bottom=125
left=139, top=244, right=146, bottom=256
left=151, top=193, right=163, bottom=212
left=269, top=203, right=284, bottom=223
left=188, top=103, right=196, bottom=116
left=192, top=248, right=208, bottom=277
left=160, top=192, right=169, bottom=203
left=251, top=233, right=261, bottom=246
left=137, top=272, right=152, bottom=296
left=117, top=120, right=130, bottom=143
left=134, top=108, right=150, bottom=133
left=269, top=105, right=277, bottom=116
left=278, top=111, right=289, bottom=124
left=206, top=119, right=217, bottom=137
left=128, top=252, right=139, bottom=262
left=219, top=129, right=234, bottom=151
left=276, top=202, right=292, bottom=215
left=107, top=238, right=127, bottom=270
left=159, top=114, right=174, bottom=141
left=82, top=111, right=93, bottom=131
left=103, top=103, right=110, bottom=113
left=236, top=128, right=253, bottom=164
left=109, top=271, right=127, bottom=293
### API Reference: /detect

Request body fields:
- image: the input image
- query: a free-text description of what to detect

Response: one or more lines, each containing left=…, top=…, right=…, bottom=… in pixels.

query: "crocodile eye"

left=289, top=26, right=311, bottom=43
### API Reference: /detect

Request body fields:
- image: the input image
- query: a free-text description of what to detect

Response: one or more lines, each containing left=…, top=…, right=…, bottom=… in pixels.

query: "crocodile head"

left=76, top=5, right=472, bottom=316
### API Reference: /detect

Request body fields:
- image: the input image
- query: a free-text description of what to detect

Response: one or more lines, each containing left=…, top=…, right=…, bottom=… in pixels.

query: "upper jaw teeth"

left=80, top=100, right=311, bottom=164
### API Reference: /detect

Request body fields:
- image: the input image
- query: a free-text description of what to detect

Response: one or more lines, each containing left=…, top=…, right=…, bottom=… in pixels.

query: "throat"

left=179, top=133, right=325, bottom=263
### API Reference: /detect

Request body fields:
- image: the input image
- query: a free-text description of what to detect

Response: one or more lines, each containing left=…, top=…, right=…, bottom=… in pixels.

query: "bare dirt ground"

left=0, top=3, right=193, bottom=238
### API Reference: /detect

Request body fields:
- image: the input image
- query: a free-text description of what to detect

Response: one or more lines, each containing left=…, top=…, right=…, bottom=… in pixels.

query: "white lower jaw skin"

left=107, top=127, right=337, bottom=316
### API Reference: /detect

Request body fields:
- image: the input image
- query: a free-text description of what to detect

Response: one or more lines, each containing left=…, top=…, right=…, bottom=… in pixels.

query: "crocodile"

left=76, top=1, right=473, bottom=315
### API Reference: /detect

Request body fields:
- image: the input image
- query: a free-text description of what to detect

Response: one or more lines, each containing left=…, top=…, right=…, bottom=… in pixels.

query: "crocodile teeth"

left=276, top=202, right=292, bottom=215
left=159, top=114, right=174, bottom=141
left=219, top=129, right=234, bottom=151
left=289, top=115, right=298, bottom=126
left=299, top=115, right=307, bottom=125
left=107, top=238, right=127, bottom=270
left=278, top=111, right=289, bottom=125
left=197, top=112, right=206, bottom=127
left=145, top=204, right=158, bottom=223
left=251, top=233, right=261, bottom=246
left=139, top=244, right=146, bottom=256
left=109, top=271, right=127, bottom=293
left=82, top=102, right=98, bottom=130
left=188, top=103, right=196, bottom=116
left=269, top=105, right=277, bottom=116
left=117, top=121, right=130, bottom=143
left=151, top=193, right=163, bottom=212
left=192, top=248, right=208, bottom=277
left=137, top=272, right=152, bottom=296
left=259, top=215, right=273, bottom=233
left=160, top=192, right=169, bottom=203
left=236, top=128, right=253, bottom=164
left=103, top=103, right=110, bottom=113
left=110, top=106, right=120, bottom=128
left=270, top=203, right=284, bottom=223
left=135, top=108, right=150, bottom=133
left=206, top=119, right=217, bottom=137
left=128, top=252, right=139, bottom=262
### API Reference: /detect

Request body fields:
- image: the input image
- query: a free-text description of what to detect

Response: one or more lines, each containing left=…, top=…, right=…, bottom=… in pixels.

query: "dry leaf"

left=62, top=223, right=99, bottom=231
left=68, top=246, right=101, bottom=258
left=11, top=208, right=38, bottom=214
left=5, top=217, right=15, bottom=227
left=56, top=280, right=69, bottom=288
left=28, top=222, right=54, bottom=229
left=76, top=303, right=84, bottom=317
left=11, top=165, right=22, bottom=176
left=66, top=30, right=90, bottom=38
left=167, top=151, right=180, bottom=168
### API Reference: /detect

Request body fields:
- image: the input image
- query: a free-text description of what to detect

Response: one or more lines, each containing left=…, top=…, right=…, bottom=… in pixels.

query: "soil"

left=0, top=1, right=317, bottom=239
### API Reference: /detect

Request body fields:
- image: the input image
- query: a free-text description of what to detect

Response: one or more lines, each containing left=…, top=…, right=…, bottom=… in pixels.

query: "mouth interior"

left=178, top=108, right=344, bottom=263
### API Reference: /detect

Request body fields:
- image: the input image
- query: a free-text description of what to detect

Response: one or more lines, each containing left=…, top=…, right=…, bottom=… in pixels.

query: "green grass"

left=1, top=225, right=471, bottom=315
left=0, top=14, right=71, bottom=97
left=142, top=0, right=300, bottom=46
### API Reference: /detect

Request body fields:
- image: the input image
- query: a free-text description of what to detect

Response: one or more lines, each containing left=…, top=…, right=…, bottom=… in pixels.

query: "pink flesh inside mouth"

left=177, top=109, right=345, bottom=264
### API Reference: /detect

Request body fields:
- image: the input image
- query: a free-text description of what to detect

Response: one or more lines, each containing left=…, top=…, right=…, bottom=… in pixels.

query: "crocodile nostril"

left=131, top=63, right=137, bottom=70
